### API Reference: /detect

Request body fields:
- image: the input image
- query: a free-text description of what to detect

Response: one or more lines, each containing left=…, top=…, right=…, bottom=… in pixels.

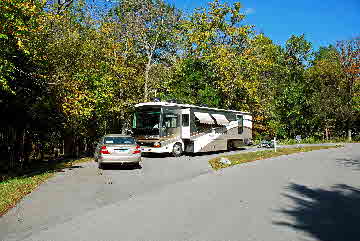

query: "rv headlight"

left=153, top=142, right=161, bottom=148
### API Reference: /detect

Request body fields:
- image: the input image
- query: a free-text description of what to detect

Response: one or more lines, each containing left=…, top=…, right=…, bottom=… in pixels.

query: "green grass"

left=209, top=145, right=343, bottom=171
left=253, top=137, right=360, bottom=146
left=0, top=157, right=93, bottom=216
left=278, top=137, right=360, bottom=145
left=0, top=173, right=53, bottom=216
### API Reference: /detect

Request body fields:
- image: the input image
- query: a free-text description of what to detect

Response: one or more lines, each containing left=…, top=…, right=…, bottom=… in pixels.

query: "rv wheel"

left=172, top=143, right=183, bottom=157
left=227, top=140, right=235, bottom=151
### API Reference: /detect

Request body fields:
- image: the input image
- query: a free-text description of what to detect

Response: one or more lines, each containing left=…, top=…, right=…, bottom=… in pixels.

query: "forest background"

left=0, top=0, right=359, bottom=170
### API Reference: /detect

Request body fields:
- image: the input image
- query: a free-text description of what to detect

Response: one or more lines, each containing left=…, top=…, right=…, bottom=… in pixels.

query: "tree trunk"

left=64, top=134, right=74, bottom=157
left=347, top=129, right=352, bottom=141
left=144, top=56, right=152, bottom=102
left=346, top=117, right=352, bottom=141
left=325, top=128, right=329, bottom=140
left=75, top=137, right=79, bottom=158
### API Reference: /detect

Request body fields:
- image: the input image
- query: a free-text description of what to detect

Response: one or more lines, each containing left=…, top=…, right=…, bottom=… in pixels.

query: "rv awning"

left=211, top=114, right=229, bottom=125
left=194, top=112, right=215, bottom=125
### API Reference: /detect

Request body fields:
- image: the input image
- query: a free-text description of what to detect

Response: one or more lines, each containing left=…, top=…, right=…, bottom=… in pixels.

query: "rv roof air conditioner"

left=151, top=97, right=161, bottom=102
left=167, top=99, right=179, bottom=104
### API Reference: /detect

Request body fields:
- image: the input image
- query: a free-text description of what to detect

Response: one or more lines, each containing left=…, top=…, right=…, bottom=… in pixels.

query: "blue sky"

left=166, top=0, right=360, bottom=50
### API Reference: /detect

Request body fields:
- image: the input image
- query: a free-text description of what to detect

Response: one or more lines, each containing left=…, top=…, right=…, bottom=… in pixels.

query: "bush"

left=277, top=136, right=358, bottom=145
left=278, top=139, right=298, bottom=145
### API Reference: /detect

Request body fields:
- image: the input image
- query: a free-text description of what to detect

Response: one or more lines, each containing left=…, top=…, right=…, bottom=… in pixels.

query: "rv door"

left=181, top=109, right=190, bottom=139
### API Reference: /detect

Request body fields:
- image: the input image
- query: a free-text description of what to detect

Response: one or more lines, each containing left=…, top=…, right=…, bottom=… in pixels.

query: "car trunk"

left=103, top=144, right=137, bottom=156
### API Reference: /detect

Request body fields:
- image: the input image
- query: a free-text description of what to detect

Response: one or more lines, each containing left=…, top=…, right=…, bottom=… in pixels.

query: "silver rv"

left=132, top=101, right=252, bottom=156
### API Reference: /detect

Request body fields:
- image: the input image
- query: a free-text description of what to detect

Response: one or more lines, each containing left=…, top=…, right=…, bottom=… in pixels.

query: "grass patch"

left=0, top=157, right=93, bottom=217
left=209, top=145, right=343, bottom=171
left=253, top=137, right=360, bottom=146
left=0, top=173, right=53, bottom=217
left=278, top=138, right=360, bottom=145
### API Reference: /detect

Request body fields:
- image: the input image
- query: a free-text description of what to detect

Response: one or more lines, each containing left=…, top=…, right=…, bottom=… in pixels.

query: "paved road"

left=0, top=147, right=252, bottom=241
left=1, top=144, right=359, bottom=241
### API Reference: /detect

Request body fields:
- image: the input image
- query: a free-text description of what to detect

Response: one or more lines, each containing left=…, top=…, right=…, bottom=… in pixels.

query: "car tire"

left=172, top=143, right=183, bottom=157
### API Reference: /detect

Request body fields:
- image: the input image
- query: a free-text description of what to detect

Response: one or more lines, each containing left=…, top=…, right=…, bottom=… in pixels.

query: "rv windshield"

left=132, top=110, right=161, bottom=137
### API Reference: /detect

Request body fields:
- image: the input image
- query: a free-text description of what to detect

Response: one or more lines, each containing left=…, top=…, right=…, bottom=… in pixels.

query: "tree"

left=110, top=0, right=181, bottom=101
left=0, top=0, right=49, bottom=167
left=241, top=34, right=285, bottom=137
left=307, top=46, right=345, bottom=139
left=28, top=1, right=153, bottom=156
left=161, top=57, right=222, bottom=107
left=263, top=35, right=314, bottom=138
left=0, top=0, right=45, bottom=94
left=336, top=38, right=360, bottom=140
left=167, top=0, right=255, bottom=110
left=181, top=0, right=252, bottom=57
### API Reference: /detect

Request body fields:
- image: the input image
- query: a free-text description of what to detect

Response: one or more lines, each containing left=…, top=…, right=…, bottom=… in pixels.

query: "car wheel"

left=172, top=143, right=183, bottom=157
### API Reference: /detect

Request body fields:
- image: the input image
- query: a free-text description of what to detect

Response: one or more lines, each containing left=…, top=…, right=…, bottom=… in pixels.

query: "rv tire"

left=227, top=140, right=235, bottom=151
left=172, top=143, right=183, bottom=157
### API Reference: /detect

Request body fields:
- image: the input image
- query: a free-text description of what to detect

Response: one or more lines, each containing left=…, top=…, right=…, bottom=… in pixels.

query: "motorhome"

left=132, top=101, right=252, bottom=156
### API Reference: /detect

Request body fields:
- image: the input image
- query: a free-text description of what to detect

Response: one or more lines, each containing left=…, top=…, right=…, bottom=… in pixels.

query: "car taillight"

left=100, top=146, right=110, bottom=154
left=133, top=145, right=141, bottom=154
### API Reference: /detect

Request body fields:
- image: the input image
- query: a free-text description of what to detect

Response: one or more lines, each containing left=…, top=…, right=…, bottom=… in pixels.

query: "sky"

left=166, top=0, right=360, bottom=50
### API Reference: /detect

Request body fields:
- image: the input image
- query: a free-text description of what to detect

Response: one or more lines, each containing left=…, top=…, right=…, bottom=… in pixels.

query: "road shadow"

left=141, top=148, right=248, bottom=159
left=100, top=163, right=142, bottom=170
left=141, top=153, right=172, bottom=158
left=336, top=158, right=360, bottom=170
left=188, top=148, right=247, bottom=157
left=0, top=158, right=88, bottom=182
left=67, top=165, right=83, bottom=170
left=274, top=183, right=360, bottom=241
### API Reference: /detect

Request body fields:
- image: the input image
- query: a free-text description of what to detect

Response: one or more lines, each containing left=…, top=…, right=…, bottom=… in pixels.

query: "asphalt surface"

left=1, top=143, right=359, bottom=241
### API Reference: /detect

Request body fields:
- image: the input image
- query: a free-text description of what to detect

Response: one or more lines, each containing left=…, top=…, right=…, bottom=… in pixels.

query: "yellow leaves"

left=0, top=0, right=45, bottom=51
left=17, top=40, right=24, bottom=49
left=100, top=22, right=114, bottom=35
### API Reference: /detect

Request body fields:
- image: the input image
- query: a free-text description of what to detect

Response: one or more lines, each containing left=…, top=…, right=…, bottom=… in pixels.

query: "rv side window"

left=162, top=114, right=178, bottom=128
left=237, top=115, right=243, bottom=134
left=182, top=114, right=189, bottom=127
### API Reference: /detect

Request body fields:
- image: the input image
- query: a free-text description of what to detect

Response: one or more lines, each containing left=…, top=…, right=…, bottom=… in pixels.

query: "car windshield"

left=103, top=137, right=135, bottom=145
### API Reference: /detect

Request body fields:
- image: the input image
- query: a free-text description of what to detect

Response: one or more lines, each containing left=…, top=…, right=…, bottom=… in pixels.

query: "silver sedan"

left=94, top=134, right=141, bottom=169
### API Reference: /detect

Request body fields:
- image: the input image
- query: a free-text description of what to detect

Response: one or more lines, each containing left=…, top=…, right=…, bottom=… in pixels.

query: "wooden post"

left=274, top=137, right=277, bottom=152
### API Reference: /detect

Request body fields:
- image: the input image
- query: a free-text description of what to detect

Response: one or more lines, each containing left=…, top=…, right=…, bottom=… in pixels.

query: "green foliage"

left=0, top=0, right=359, bottom=168
left=261, top=35, right=317, bottom=138
left=161, top=57, right=222, bottom=107
left=0, top=0, right=45, bottom=93
left=285, top=34, right=312, bottom=64
left=164, top=0, right=259, bottom=113
left=110, top=0, right=181, bottom=101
